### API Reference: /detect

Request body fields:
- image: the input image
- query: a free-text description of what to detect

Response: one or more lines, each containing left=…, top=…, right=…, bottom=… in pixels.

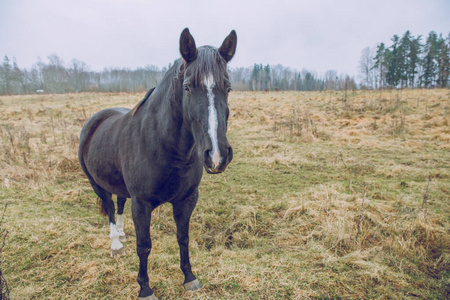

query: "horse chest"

left=158, top=168, right=200, bottom=202
left=124, top=161, right=202, bottom=204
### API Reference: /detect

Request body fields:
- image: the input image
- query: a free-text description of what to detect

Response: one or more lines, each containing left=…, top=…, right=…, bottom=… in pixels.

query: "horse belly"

left=94, top=166, right=129, bottom=197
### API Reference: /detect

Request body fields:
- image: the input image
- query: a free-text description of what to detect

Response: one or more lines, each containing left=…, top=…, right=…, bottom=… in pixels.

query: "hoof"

left=138, top=294, right=158, bottom=300
left=119, top=235, right=127, bottom=243
left=184, top=279, right=202, bottom=291
left=111, top=247, right=125, bottom=257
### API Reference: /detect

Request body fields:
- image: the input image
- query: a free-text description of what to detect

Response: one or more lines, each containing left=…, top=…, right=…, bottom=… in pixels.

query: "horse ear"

left=219, top=30, right=237, bottom=62
left=180, top=28, right=198, bottom=63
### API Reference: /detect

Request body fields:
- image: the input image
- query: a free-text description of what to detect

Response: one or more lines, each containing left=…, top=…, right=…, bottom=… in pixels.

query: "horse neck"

left=141, top=64, right=196, bottom=157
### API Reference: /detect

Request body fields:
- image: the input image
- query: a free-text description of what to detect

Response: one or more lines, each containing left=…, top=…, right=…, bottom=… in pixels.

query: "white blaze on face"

left=204, top=73, right=221, bottom=167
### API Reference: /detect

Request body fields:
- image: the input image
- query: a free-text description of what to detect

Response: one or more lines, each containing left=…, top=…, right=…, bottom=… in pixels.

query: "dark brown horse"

left=78, top=28, right=237, bottom=299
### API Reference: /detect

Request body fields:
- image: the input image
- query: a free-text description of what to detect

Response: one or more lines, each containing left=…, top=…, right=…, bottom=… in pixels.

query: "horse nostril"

left=227, top=146, right=233, bottom=157
left=204, top=149, right=212, bottom=164
left=226, top=146, right=233, bottom=163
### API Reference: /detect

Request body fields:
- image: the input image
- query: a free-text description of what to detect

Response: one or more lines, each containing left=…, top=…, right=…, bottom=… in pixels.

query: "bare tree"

left=325, top=69, right=337, bottom=90
left=358, top=47, right=375, bottom=89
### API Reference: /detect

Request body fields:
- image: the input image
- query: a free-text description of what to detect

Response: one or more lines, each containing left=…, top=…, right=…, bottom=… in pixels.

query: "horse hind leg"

left=116, top=196, right=127, bottom=242
left=90, top=182, right=125, bottom=257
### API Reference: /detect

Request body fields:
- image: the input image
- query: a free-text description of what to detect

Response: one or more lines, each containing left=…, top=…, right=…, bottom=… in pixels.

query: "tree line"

left=3, top=29, right=448, bottom=96
left=358, top=30, right=449, bottom=89
left=242, top=64, right=356, bottom=92
left=0, top=54, right=166, bottom=95
left=0, top=54, right=359, bottom=95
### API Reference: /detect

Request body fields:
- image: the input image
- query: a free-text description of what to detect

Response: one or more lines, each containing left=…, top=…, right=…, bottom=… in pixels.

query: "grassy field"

left=0, top=89, right=449, bottom=299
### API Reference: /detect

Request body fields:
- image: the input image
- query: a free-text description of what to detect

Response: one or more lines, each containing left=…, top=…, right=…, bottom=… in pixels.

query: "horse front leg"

left=172, top=189, right=202, bottom=291
left=132, top=196, right=158, bottom=300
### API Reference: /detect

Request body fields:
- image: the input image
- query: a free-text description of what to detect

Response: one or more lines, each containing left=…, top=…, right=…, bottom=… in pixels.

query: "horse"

left=78, top=28, right=237, bottom=299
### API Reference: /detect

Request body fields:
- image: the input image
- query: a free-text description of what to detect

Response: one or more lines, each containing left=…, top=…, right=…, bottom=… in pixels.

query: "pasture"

left=0, top=89, right=449, bottom=299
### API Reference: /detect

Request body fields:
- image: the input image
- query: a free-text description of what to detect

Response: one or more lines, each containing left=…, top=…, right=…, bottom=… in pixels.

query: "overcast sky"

left=1, top=0, right=449, bottom=77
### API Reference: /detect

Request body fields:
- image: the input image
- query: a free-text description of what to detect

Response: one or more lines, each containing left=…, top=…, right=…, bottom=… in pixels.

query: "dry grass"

left=0, top=89, right=449, bottom=299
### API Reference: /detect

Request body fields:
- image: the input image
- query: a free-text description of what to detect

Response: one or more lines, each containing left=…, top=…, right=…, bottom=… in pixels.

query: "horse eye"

left=227, top=87, right=232, bottom=93
left=184, top=85, right=190, bottom=93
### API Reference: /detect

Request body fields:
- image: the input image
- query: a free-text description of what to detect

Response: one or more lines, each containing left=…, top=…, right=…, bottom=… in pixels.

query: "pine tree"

left=421, top=31, right=438, bottom=88
left=398, top=31, right=412, bottom=88
left=11, top=59, right=25, bottom=94
left=1, top=56, right=12, bottom=95
left=436, top=33, right=449, bottom=88
left=250, top=64, right=260, bottom=91
left=407, top=35, right=421, bottom=88
left=385, top=35, right=401, bottom=87
left=373, top=43, right=387, bottom=89
left=263, top=65, right=271, bottom=90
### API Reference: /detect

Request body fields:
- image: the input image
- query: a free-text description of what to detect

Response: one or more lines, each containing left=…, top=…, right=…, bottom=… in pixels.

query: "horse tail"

left=98, top=198, right=107, bottom=216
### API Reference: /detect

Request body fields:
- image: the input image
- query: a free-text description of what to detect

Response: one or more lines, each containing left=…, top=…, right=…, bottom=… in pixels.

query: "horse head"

left=179, top=28, right=237, bottom=174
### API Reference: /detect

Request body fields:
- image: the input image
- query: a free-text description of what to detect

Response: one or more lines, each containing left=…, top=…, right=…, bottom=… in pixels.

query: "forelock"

left=187, top=46, right=228, bottom=89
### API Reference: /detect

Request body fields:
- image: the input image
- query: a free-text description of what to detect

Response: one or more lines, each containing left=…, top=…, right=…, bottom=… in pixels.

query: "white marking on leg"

left=110, top=222, right=123, bottom=250
left=116, top=214, right=125, bottom=236
left=204, top=73, right=220, bottom=167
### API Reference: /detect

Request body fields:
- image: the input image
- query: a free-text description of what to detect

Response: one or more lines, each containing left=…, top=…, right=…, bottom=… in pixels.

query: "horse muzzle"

left=204, top=146, right=233, bottom=174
